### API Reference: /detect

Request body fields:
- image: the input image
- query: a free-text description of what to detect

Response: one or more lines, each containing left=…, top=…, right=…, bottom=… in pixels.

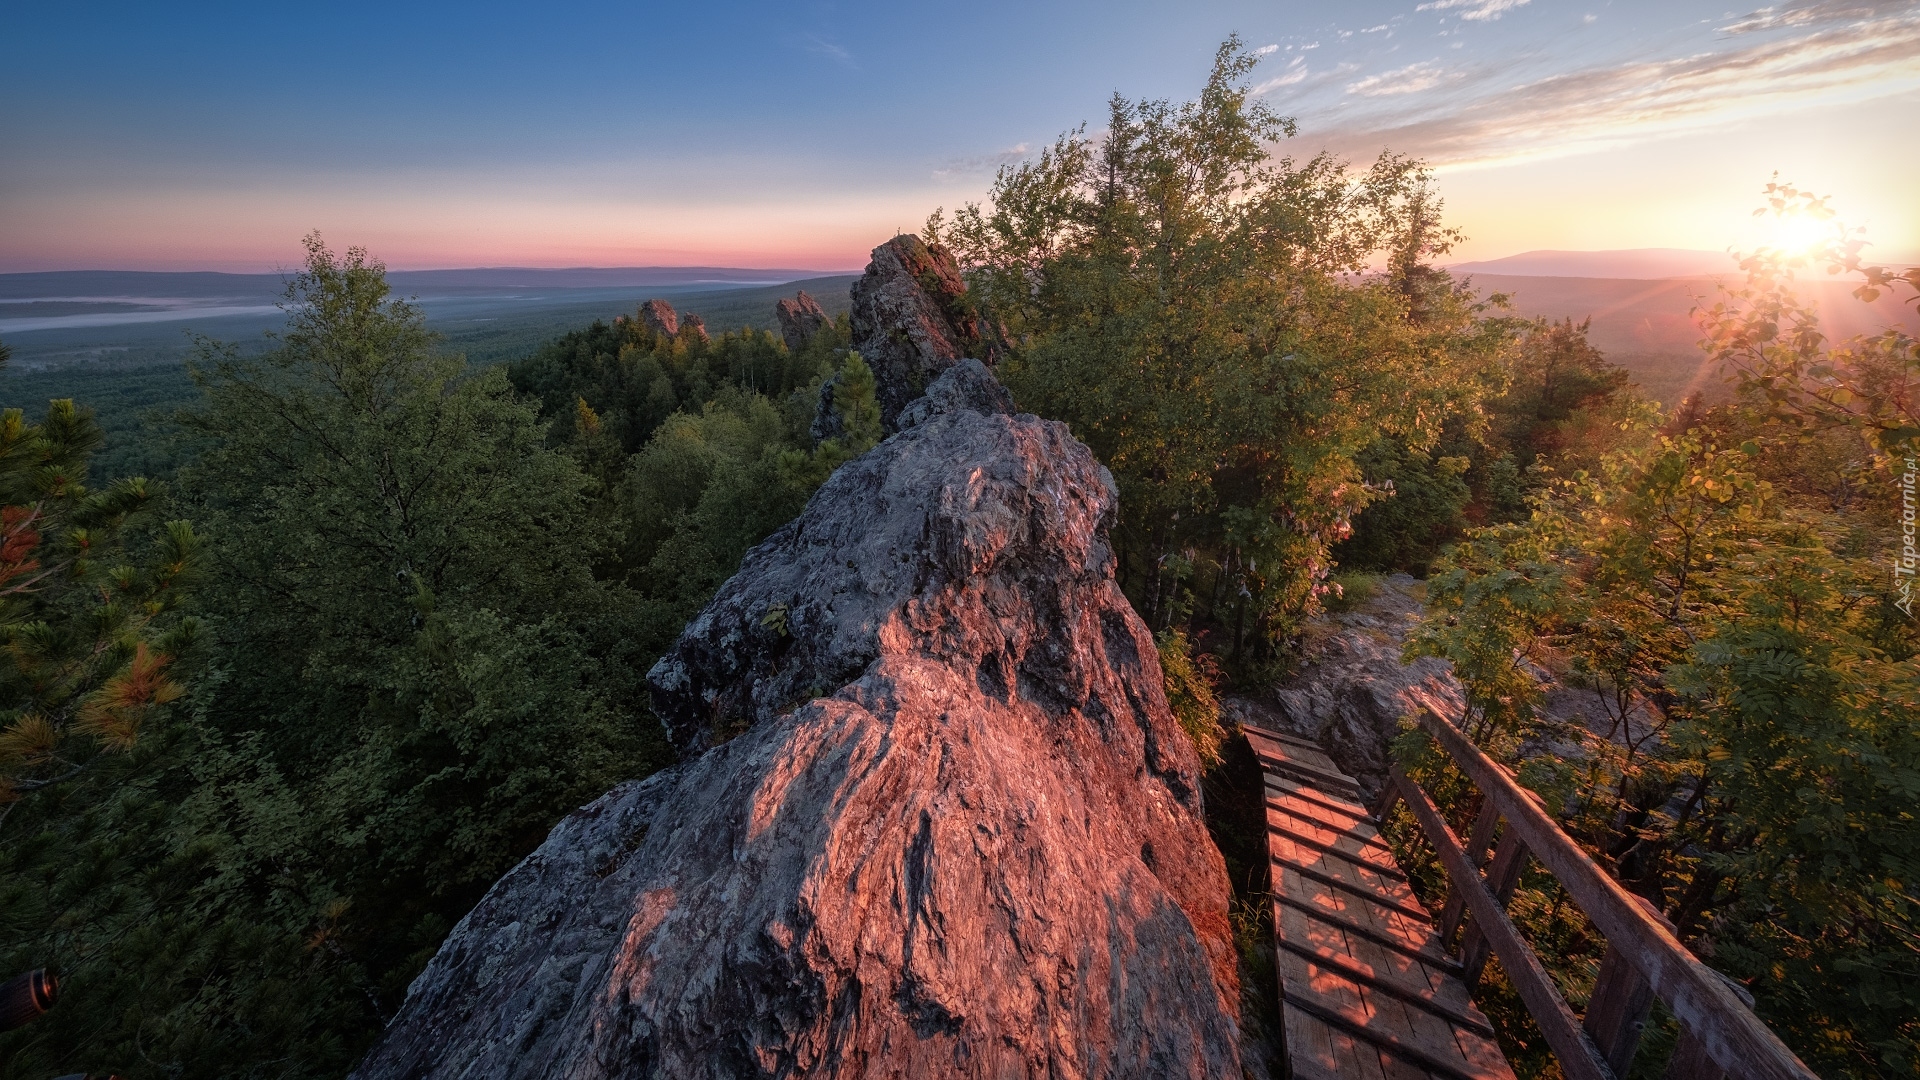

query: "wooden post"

left=1390, top=766, right=1615, bottom=1080
left=1412, top=709, right=1818, bottom=1080
left=1371, top=778, right=1403, bottom=823
left=1664, top=970, right=1755, bottom=1080
left=1459, top=829, right=1530, bottom=987
left=1440, top=797, right=1502, bottom=946
left=1583, top=896, right=1673, bottom=1076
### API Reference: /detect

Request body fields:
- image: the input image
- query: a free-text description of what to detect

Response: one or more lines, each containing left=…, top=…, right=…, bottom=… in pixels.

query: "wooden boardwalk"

left=1244, top=723, right=1516, bottom=1080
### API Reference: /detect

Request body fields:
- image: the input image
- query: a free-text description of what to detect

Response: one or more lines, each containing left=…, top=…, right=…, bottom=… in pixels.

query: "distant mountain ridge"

left=1447, top=249, right=1738, bottom=280
left=0, top=266, right=858, bottom=300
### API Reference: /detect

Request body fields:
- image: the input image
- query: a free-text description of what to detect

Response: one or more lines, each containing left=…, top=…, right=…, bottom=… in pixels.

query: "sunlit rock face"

left=637, top=298, right=679, bottom=338
left=352, top=360, right=1245, bottom=1080
left=775, top=289, right=833, bottom=353
left=848, top=235, right=1006, bottom=432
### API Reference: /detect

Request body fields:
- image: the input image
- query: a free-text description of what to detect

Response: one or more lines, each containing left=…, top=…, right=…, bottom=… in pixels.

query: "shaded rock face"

left=638, top=298, right=679, bottom=338
left=353, top=364, right=1244, bottom=1079
left=848, top=234, right=1005, bottom=431
left=682, top=312, right=709, bottom=343
left=775, top=289, right=833, bottom=352
left=1226, top=574, right=1462, bottom=800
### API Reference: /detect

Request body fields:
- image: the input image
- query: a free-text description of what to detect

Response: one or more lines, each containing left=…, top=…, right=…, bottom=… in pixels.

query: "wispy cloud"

left=1416, top=0, right=1533, bottom=22
left=1253, top=55, right=1312, bottom=94
left=1717, top=1, right=1892, bottom=34
left=802, top=35, right=853, bottom=65
left=1315, top=9, right=1920, bottom=168
left=1347, top=60, right=1450, bottom=95
left=932, top=143, right=1031, bottom=180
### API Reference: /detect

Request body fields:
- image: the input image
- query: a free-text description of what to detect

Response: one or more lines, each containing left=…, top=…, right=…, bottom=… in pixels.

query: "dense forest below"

left=1, top=40, right=1914, bottom=1079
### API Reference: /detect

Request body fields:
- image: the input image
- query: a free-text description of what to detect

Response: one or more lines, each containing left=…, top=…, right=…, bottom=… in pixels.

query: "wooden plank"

left=1282, top=853, right=1520, bottom=1068
left=1267, top=800, right=1399, bottom=864
left=1265, top=795, right=1397, bottom=850
left=1460, top=830, right=1531, bottom=987
left=1280, top=990, right=1504, bottom=1080
left=1269, top=820, right=1409, bottom=880
left=1412, top=710, right=1819, bottom=1080
left=1665, top=966, right=1754, bottom=1080
left=1275, top=908, right=1393, bottom=1080
left=1278, top=894, right=1463, bottom=974
left=1441, top=798, right=1503, bottom=945
left=1257, top=720, right=1520, bottom=1080
left=1275, top=936, right=1498, bottom=1038
left=1276, top=888, right=1455, bottom=995
left=1267, top=774, right=1378, bottom=821
left=1585, top=896, right=1673, bottom=1076
left=1241, top=723, right=1332, bottom=758
left=1274, top=867, right=1454, bottom=990
left=1261, top=758, right=1368, bottom=799
left=1273, top=854, right=1434, bottom=923
left=1243, top=732, right=1369, bottom=795
left=1278, top=880, right=1513, bottom=1080
left=1392, top=767, right=1614, bottom=1080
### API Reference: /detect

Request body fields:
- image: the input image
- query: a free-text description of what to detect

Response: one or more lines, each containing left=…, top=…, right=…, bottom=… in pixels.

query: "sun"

left=1751, top=211, right=1836, bottom=260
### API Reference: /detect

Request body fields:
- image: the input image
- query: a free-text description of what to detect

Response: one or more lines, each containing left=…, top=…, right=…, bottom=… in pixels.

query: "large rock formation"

left=682, top=312, right=709, bottom=343
left=638, top=298, right=679, bottom=338
left=775, top=289, right=833, bottom=352
left=353, top=360, right=1245, bottom=1079
left=847, top=235, right=1005, bottom=431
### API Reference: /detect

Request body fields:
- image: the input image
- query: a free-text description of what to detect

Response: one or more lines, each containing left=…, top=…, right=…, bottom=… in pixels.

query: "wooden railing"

left=1376, top=708, right=1820, bottom=1080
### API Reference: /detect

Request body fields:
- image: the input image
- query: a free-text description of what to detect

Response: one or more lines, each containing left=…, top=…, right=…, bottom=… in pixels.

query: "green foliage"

left=933, top=37, right=1511, bottom=659
left=1321, top=570, right=1383, bottom=614
left=0, top=236, right=679, bottom=1078
left=1156, top=630, right=1225, bottom=767
left=1404, top=196, right=1920, bottom=1073
left=1337, top=316, right=1638, bottom=575
left=0, top=394, right=199, bottom=810
left=508, top=306, right=849, bottom=454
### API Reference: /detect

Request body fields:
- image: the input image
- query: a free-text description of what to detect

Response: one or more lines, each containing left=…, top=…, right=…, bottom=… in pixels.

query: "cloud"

left=1416, top=0, right=1533, bottom=22
left=1347, top=60, right=1449, bottom=96
left=1312, top=9, right=1920, bottom=168
left=932, top=143, right=1031, bottom=181
left=1255, top=43, right=1280, bottom=56
left=1717, top=1, right=1891, bottom=34
left=802, top=35, right=853, bottom=65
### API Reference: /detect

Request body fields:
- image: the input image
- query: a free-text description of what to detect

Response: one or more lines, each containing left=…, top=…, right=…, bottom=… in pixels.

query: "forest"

left=2, top=40, right=1914, bottom=1079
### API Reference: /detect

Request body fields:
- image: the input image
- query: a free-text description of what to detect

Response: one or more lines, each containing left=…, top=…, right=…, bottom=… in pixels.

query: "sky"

left=2, top=0, right=1916, bottom=272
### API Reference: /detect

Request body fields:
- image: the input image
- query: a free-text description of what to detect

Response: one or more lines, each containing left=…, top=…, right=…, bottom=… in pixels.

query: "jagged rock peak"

left=352, top=362, right=1245, bottom=1080
left=638, top=298, right=678, bottom=338
left=849, top=234, right=1006, bottom=432
left=775, top=289, right=832, bottom=352
left=682, top=311, right=709, bottom=343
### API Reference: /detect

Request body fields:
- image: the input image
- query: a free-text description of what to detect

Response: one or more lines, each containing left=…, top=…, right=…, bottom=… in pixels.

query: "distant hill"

left=0, top=266, right=857, bottom=301
left=1449, top=249, right=1737, bottom=280
left=1464, top=272, right=1920, bottom=408
left=0, top=270, right=859, bottom=367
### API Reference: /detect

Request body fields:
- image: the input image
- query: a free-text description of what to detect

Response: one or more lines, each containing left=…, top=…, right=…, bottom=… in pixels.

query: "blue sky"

left=3, top=0, right=1916, bottom=270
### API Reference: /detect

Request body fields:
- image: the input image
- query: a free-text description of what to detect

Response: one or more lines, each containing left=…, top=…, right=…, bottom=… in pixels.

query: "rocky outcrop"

left=776, top=290, right=833, bottom=352
left=682, top=312, right=709, bottom=343
left=1233, top=574, right=1619, bottom=802
left=848, top=234, right=1005, bottom=431
left=353, top=362, right=1244, bottom=1079
left=638, top=298, right=679, bottom=338
left=1226, top=574, right=1462, bottom=799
